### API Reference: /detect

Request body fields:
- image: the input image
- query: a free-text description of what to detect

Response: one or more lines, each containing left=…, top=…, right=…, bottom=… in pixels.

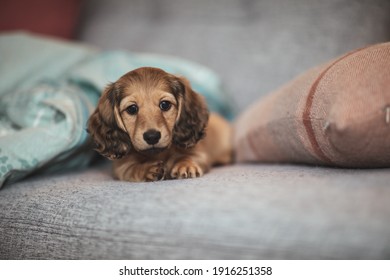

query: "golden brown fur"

left=87, top=67, right=232, bottom=182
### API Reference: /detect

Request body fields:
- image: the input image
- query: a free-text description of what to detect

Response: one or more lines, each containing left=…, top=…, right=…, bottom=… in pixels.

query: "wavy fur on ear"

left=87, top=83, right=132, bottom=160
left=171, top=77, right=209, bottom=149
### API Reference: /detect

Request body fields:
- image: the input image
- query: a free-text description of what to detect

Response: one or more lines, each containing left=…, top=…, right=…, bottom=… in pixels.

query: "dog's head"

left=87, top=67, right=209, bottom=159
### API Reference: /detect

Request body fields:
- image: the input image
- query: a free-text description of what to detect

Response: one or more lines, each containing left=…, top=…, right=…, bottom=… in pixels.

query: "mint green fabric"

left=0, top=32, right=233, bottom=187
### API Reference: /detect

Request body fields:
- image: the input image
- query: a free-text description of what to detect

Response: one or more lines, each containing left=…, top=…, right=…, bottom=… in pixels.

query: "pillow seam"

left=302, top=46, right=368, bottom=165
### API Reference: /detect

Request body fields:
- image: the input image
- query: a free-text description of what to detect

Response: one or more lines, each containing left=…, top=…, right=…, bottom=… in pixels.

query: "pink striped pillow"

left=234, top=42, right=390, bottom=167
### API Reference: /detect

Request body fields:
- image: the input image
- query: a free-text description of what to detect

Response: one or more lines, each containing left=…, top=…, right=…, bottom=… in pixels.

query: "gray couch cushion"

left=1, top=163, right=389, bottom=259
left=78, top=0, right=390, bottom=113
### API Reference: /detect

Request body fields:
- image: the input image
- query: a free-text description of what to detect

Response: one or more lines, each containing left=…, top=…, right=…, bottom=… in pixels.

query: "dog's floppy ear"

left=170, top=77, right=209, bottom=149
left=87, top=83, right=132, bottom=160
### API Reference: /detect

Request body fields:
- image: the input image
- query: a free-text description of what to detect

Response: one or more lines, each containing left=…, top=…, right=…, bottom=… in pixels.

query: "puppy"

left=87, top=67, right=232, bottom=182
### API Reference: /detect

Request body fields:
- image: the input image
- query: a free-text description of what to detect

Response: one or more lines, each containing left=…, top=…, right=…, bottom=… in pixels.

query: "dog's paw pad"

left=146, top=161, right=165, bottom=181
left=170, top=161, right=203, bottom=179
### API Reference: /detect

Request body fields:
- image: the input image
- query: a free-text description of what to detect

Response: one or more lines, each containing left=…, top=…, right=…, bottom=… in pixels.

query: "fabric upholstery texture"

left=78, top=0, right=390, bottom=113
left=235, top=42, right=390, bottom=167
left=1, top=163, right=390, bottom=259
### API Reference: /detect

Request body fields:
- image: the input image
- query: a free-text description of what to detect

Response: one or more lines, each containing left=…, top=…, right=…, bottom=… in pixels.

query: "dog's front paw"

left=170, top=160, right=204, bottom=179
left=145, top=161, right=166, bottom=182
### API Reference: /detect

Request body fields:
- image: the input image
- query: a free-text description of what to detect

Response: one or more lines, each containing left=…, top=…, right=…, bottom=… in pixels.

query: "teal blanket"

left=0, top=33, right=233, bottom=187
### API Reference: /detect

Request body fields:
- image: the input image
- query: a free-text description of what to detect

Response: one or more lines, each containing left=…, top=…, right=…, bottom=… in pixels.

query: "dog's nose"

left=143, top=129, right=161, bottom=145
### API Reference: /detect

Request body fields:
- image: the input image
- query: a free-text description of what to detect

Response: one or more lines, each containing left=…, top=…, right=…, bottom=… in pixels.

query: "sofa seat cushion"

left=1, top=163, right=390, bottom=259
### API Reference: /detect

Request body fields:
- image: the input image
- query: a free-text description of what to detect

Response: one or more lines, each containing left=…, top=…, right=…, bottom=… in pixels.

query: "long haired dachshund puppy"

left=87, top=67, right=232, bottom=182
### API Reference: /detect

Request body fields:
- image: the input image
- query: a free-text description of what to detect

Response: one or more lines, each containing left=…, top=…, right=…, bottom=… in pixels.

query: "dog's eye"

left=126, top=104, right=138, bottom=115
left=159, top=101, right=172, bottom=111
